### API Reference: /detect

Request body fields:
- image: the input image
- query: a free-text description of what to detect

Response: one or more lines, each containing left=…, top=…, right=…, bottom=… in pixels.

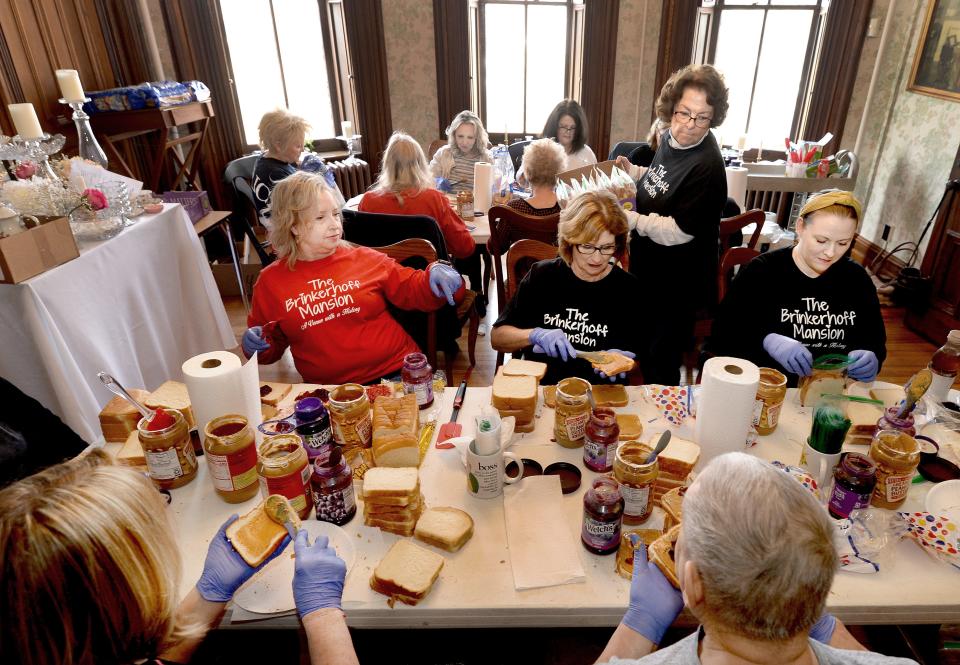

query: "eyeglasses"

left=558, top=124, right=577, bottom=133
left=576, top=243, right=617, bottom=256
left=673, top=110, right=712, bottom=128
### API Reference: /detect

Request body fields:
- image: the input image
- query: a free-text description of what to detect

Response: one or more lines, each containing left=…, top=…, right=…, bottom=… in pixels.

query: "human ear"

left=680, top=560, right=705, bottom=611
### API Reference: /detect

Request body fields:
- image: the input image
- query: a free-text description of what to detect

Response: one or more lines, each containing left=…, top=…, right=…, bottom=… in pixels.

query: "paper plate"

left=232, top=521, right=356, bottom=615
left=925, top=479, right=960, bottom=526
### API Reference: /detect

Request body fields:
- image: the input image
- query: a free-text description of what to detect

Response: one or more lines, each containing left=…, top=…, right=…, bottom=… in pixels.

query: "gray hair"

left=681, top=453, right=838, bottom=641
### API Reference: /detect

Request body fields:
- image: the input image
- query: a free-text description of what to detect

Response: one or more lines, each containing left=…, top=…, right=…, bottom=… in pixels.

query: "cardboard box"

left=161, top=190, right=212, bottom=223
left=211, top=260, right=262, bottom=298
left=557, top=160, right=637, bottom=211
left=0, top=217, right=80, bottom=284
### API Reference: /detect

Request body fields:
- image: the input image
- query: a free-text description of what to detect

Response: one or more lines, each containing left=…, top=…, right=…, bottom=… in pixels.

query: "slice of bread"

left=371, top=539, right=444, bottom=606
left=146, top=381, right=196, bottom=430
left=616, top=414, right=643, bottom=441
left=415, top=507, right=474, bottom=552
left=364, top=514, right=420, bottom=537
left=99, top=389, right=150, bottom=442
left=869, top=388, right=905, bottom=411
left=365, top=492, right=423, bottom=513
left=847, top=400, right=884, bottom=434
left=502, top=358, right=547, bottom=380
left=372, top=394, right=420, bottom=468
left=363, top=491, right=421, bottom=507
left=259, top=381, right=292, bottom=406
left=656, top=436, right=700, bottom=478
left=660, top=486, right=686, bottom=531
left=362, top=467, right=419, bottom=499
left=592, top=352, right=635, bottom=376
left=492, top=373, right=538, bottom=411
left=649, top=525, right=681, bottom=589
left=592, top=384, right=628, bottom=407
left=799, top=373, right=846, bottom=407
left=543, top=385, right=557, bottom=409
left=114, top=430, right=146, bottom=468
left=225, top=497, right=295, bottom=567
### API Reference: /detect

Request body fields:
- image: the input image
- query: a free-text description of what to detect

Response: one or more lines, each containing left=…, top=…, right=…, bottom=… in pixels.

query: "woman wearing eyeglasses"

left=616, top=64, right=730, bottom=385
left=542, top=99, right=597, bottom=170
left=491, top=191, right=641, bottom=385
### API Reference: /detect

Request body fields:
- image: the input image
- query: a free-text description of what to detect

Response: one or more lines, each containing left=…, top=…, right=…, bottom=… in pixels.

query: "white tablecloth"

left=0, top=204, right=235, bottom=444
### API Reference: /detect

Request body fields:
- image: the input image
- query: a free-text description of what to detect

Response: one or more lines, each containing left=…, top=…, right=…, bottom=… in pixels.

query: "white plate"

left=232, top=521, right=356, bottom=615
left=925, top=479, right=960, bottom=525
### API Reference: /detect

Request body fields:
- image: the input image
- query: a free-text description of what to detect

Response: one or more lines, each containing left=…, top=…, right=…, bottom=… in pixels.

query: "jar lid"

left=544, top=461, right=581, bottom=494
left=295, top=397, right=326, bottom=423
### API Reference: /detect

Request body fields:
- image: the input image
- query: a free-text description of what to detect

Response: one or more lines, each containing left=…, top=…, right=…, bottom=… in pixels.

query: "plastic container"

left=869, top=430, right=920, bottom=509
left=294, top=397, right=333, bottom=460
left=137, top=409, right=198, bottom=490
left=581, top=477, right=624, bottom=555
left=202, top=414, right=259, bottom=503
left=554, top=377, right=592, bottom=448
left=310, top=446, right=357, bottom=525
left=876, top=406, right=916, bottom=438
left=258, top=434, right=313, bottom=519
left=614, top=442, right=659, bottom=525
left=328, top=384, right=372, bottom=450
left=401, top=352, right=434, bottom=409
left=928, top=330, right=960, bottom=403
left=755, top=368, right=787, bottom=435
left=828, top=452, right=877, bottom=519
left=583, top=407, right=620, bottom=472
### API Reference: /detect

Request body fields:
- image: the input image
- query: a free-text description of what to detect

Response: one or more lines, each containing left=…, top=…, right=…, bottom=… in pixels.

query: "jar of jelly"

left=328, top=384, right=372, bottom=450
left=828, top=452, right=877, bottom=519
left=554, top=377, right=592, bottom=448
left=583, top=407, right=620, bottom=473
left=614, top=442, right=659, bottom=525
left=581, top=477, right=624, bottom=555
left=203, top=414, right=259, bottom=503
left=258, top=434, right=313, bottom=519
left=401, top=352, right=434, bottom=409
left=137, top=408, right=198, bottom=490
left=869, top=429, right=920, bottom=509
left=310, top=446, right=357, bottom=525
left=295, top=397, right=333, bottom=460
left=876, top=407, right=916, bottom=437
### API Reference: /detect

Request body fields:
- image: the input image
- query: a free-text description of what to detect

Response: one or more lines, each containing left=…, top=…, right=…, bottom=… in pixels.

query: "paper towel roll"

left=694, top=356, right=759, bottom=466
left=725, top=166, right=748, bottom=212
left=474, top=162, right=493, bottom=214
left=182, top=351, right=263, bottom=442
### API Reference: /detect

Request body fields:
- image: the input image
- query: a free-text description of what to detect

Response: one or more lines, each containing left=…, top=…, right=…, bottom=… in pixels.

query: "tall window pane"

left=712, top=10, right=763, bottom=142
left=484, top=3, right=525, bottom=134
left=525, top=4, right=567, bottom=133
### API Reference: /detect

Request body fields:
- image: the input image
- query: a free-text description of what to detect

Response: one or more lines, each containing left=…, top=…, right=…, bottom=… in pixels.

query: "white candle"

left=8, top=103, right=44, bottom=139
left=55, top=69, right=85, bottom=102
left=341, top=120, right=353, bottom=137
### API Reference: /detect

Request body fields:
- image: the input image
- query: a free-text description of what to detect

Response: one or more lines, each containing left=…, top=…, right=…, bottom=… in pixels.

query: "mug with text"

left=466, top=439, right=521, bottom=499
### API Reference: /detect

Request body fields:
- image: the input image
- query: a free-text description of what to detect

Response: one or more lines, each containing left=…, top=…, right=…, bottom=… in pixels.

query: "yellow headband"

left=798, top=189, right=862, bottom=223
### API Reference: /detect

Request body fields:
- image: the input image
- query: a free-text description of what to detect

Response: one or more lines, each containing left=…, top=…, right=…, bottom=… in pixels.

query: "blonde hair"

left=258, top=109, right=310, bottom=154
left=557, top=191, right=629, bottom=266
left=522, top=138, right=566, bottom=188
left=374, top=132, right=436, bottom=205
left=446, top=110, right=491, bottom=159
left=268, top=171, right=345, bottom=269
left=0, top=449, right=202, bottom=665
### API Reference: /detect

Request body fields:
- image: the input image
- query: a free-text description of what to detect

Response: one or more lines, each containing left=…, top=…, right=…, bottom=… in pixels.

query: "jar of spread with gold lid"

left=583, top=407, right=619, bottom=472
left=137, top=408, right=198, bottom=490
left=258, top=434, right=313, bottom=519
left=869, top=429, right=920, bottom=509
left=754, top=368, right=787, bottom=435
left=554, top=377, right=592, bottom=448
left=203, top=414, right=259, bottom=503
left=328, top=383, right=372, bottom=450
left=614, top=442, right=659, bottom=525
left=456, top=191, right=474, bottom=219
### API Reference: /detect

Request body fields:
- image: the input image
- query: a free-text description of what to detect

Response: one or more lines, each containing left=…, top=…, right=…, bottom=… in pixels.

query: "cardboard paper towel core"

left=724, top=364, right=743, bottom=375
left=201, top=359, right=222, bottom=369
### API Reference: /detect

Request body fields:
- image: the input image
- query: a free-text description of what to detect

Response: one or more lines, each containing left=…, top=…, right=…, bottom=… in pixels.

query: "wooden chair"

left=486, top=204, right=560, bottom=318
left=427, top=139, right=446, bottom=160
left=497, top=239, right=560, bottom=368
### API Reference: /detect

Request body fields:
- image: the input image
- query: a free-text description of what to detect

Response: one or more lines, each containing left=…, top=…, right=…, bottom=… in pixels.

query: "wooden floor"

left=223, top=291, right=942, bottom=390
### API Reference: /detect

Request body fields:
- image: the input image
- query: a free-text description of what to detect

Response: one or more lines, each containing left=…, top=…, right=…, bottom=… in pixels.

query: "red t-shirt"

left=358, top=188, right=475, bottom=259
left=248, top=245, right=457, bottom=384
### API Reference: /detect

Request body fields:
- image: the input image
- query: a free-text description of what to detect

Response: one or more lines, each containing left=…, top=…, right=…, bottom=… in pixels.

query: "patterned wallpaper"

left=381, top=0, right=440, bottom=154
left=610, top=0, right=663, bottom=149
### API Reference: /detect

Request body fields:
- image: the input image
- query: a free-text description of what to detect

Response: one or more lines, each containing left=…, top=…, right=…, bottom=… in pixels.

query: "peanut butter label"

left=885, top=473, right=911, bottom=503
left=620, top=484, right=651, bottom=518
left=564, top=413, right=589, bottom=442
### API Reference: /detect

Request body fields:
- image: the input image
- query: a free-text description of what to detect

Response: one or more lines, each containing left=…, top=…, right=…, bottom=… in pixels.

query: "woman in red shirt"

left=243, top=172, right=463, bottom=385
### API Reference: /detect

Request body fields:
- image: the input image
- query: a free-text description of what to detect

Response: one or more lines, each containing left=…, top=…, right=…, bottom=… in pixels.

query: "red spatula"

left=436, top=379, right=468, bottom=448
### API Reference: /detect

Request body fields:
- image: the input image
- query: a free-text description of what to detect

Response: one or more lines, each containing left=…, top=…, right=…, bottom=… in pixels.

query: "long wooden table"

left=165, top=384, right=959, bottom=629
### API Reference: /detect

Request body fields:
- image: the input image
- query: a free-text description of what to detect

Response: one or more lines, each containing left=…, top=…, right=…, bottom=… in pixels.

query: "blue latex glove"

left=196, top=515, right=291, bottom=602
left=762, top=333, right=813, bottom=376
left=435, top=177, right=453, bottom=193
left=299, top=153, right=327, bottom=173
left=594, top=349, right=636, bottom=381
left=809, top=613, right=836, bottom=644
left=428, top=263, right=462, bottom=306
left=622, top=543, right=684, bottom=645
left=242, top=326, right=270, bottom=356
left=293, top=531, right=347, bottom=618
left=529, top=328, right=576, bottom=362
left=847, top=349, right=879, bottom=383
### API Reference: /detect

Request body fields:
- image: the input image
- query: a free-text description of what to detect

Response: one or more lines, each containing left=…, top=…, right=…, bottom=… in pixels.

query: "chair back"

left=508, top=140, right=532, bottom=175
left=223, top=154, right=274, bottom=265
left=369, top=238, right=439, bottom=369
left=719, top=208, right=765, bottom=253
left=341, top=208, right=449, bottom=263
left=505, top=239, right=559, bottom=303
left=608, top=141, right=645, bottom=161
left=427, top=139, right=446, bottom=160
left=718, top=247, right=760, bottom=301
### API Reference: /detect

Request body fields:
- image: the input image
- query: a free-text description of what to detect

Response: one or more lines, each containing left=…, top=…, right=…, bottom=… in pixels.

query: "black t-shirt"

left=252, top=156, right=296, bottom=219
left=707, top=247, right=887, bottom=385
left=493, top=258, right=643, bottom=384
left=630, top=132, right=727, bottom=309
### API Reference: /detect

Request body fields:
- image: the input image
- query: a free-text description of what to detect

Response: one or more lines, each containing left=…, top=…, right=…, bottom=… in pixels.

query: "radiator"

left=328, top=159, right=372, bottom=200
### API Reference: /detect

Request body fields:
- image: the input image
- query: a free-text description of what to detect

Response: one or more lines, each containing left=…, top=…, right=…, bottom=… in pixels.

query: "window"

left=695, top=0, right=827, bottom=149
left=219, top=0, right=354, bottom=148
left=470, top=0, right=584, bottom=137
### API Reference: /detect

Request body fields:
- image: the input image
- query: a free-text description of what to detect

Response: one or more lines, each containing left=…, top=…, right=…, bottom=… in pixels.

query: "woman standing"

left=542, top=99, right=597, bottom=170
left=429, top=110, right=492, bottom=194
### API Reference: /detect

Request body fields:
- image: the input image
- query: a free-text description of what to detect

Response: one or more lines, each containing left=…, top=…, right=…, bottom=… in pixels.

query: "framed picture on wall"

left=909, top=0, right=960, bottom=102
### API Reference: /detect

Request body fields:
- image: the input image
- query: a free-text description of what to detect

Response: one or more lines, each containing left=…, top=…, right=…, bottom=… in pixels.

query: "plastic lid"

left=295, top=397, right=325, bottom=423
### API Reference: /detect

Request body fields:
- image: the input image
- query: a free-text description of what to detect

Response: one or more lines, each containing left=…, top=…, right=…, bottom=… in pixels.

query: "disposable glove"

left=847, top=349, right=879, bottom=383
left=435, top=177, right=453, bottom=193
left=594, top=349, right=635, bottom=381
left=529, top=328, right=576, bottom=362
left=196, top=515, right=290, bottom=602
left=428, top=263, right=462, bottom=306
left=809, top=613, right=836, bottom=644
left=293, top=531, right=347, bottom=618
left=242, top=326, right=270, bottom=356
left=622, top=543, right=684, bottom=645
left=763, top=333, right=813, bottom=376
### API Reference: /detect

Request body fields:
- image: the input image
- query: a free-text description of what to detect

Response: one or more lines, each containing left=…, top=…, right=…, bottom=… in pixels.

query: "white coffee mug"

left=799, top=440, right=842, bottom=498
left=466, top=439, right=521, bottom=499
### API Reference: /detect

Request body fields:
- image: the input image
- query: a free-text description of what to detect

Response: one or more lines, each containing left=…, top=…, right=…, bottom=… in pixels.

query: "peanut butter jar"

left=203, top=414, right=259, bottom=503
left=869, top=429, right=920, bottom=509
left=328, top=383, right=372, bottom=451
left=554, top=377, right=592, bottom=448
left=137, top=409, right=198, bottom=490
left=614, top=442, right=659, bottom=525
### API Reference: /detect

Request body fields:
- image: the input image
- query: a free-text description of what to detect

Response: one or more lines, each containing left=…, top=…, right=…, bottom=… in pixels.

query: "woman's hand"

left=762, top=333, right=813, bottom=376
left=293, top=531, right=347, bottom=618
left=622, top=543, right=684, bottom=645
left=595, top=349, right=635, bottom=381
left=614, top=156, right=642, bottom=180
left=847, top=350, right=879, bottom=383
left=529, top=328, right=576, bottom=361
left=196, top=515, right=290, bottom=602
left=242, top=326, right=271, bottom=356
left=428, top=263, right=463, bottom=306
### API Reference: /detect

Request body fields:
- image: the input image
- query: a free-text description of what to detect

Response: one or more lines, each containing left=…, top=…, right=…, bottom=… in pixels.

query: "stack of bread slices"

left=372, top=394, right=420, bottom=467
left=362, top=467, right=423, bottom=536
left=652, top=436, right=700, bottom=504
left=491, top=359, right=546, bottom=433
